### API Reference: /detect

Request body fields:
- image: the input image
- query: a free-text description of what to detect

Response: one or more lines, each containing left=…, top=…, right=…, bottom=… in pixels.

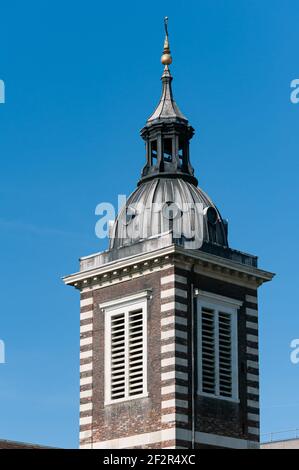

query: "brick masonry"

left=77, top=256, right=261, bottom=449
left=185, top=269, right=259, bottom=443
left=81, top=267, right=174, bottom=448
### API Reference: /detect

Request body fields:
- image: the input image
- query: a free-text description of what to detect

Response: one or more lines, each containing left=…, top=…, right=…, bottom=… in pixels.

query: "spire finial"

left=161, top=16, right=172, bottom=66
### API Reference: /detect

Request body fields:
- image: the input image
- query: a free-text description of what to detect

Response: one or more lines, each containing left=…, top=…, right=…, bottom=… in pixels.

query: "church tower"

left=64, top=19, right=274, bottom=449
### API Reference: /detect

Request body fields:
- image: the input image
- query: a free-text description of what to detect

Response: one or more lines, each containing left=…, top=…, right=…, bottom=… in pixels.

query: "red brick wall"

left=90, top=267, right=174, bottom=444
left=79, top=261, right=259, bottom=448
left=177, top=267, right=259, bottom=443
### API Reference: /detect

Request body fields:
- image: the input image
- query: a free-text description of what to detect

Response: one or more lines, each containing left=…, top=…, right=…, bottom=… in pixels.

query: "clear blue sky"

left=0, top=0, right=298, bottom=448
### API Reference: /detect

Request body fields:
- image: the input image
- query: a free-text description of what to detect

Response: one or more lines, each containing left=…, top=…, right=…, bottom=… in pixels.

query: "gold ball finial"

left=161, top=54, right=172, bottom=65
left=161, top=16, right=172, bottom=65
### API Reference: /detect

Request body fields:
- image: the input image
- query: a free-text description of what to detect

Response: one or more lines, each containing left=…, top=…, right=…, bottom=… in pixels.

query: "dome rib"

left=109, top=178, right=228, bottom=250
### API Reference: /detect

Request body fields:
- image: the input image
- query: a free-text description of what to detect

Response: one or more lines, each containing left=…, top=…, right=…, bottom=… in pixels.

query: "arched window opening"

left=163, top=138, right=172, bottom=162
left=178, top=138, right=185, bottom=168
left=150, top=140, right=158, bottom=165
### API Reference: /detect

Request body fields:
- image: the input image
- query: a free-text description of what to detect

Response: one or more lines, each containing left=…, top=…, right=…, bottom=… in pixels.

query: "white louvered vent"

left=201, top=308, right=216, bottom=395
left=110, top=312, right=126, bottom=400
left=198, top=298, right=238, bottom=401
left=105, top=296, right=147, bottom=405
left=128, top=309, right=144, bottom=396
left=218, top=312, right=232, bottom=398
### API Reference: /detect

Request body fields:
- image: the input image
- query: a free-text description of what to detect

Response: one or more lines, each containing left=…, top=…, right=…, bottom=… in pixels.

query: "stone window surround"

left=196, top=290, right=242, bottom=403
left=100, top=290, right=151, bottom=406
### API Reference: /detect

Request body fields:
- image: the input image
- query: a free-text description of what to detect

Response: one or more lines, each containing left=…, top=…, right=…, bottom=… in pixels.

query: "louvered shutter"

left=107, top=302, right=146, bottom=403
left=128, top=308, right=144, bottom=397
left=218, top=312, right=232, bottom=398
left=201, top=308, right=216, bottom=395
left=199, top=302, right=237, bottom=400
left=110, top=312, right=126, bottom=400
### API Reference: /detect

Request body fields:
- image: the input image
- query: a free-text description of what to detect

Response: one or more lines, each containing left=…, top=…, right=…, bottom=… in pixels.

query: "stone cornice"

left=63, top=244, right=275, bottom=290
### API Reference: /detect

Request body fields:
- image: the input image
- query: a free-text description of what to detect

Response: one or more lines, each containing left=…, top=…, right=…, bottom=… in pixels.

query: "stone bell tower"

left=64, top=18, right=274, bottom=449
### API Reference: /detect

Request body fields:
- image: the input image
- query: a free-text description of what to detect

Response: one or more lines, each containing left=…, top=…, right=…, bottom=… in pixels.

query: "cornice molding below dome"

left=138, top=172, right=198, bottom=187
left=63, top=240, right=274, bottom=291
